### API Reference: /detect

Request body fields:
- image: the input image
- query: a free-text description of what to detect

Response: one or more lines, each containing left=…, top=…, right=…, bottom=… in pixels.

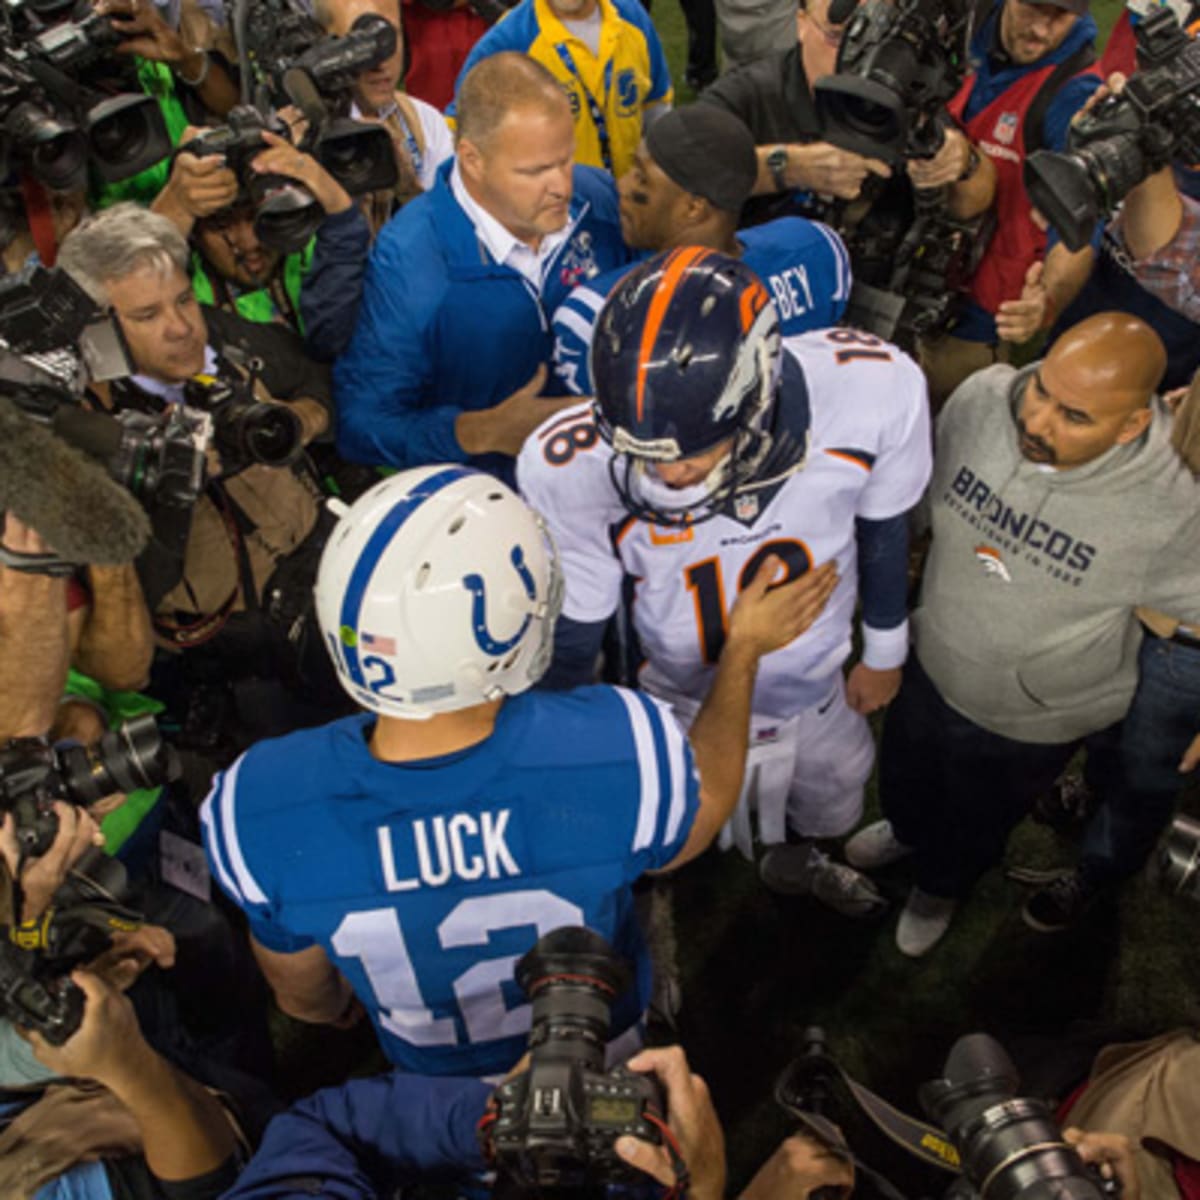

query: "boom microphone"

left=0, top=396, right=150, bottom=564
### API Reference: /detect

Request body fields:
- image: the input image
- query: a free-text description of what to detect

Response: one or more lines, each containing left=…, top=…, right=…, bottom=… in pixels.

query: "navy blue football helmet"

left=590, top=248, right=801, bottom=526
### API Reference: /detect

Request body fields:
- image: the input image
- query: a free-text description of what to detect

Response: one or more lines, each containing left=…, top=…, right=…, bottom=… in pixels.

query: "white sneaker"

left=844, top=820, right=913, bottom=870
left=895, top=887, right=957, bottom=957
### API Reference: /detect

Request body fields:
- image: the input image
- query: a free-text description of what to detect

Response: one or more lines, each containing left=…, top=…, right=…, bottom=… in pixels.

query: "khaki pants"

left=917, top=333, right=1009, bottom=413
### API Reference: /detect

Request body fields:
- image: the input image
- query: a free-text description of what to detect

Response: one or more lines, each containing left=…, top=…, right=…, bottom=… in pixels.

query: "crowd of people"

left=1, top=0, right=1199, bottom=1196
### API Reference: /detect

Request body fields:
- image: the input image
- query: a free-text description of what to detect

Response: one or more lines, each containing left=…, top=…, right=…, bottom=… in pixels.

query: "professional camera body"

left=807, top=0, right=989, bottom=347
left=484, top=927, right=667, bottom=1194
left=186, top=0, right=400, bottom=251
left=815, top=0, right=973, bottom=166
left=0, top=715, right=180, bottom=858
left=183, top=370, right=304, bottom=471
left=0, top=718, right=175, bottom=1045
left=0, top=265, right=212, bottom=518
left=1026, top=6, right=1200, bottom=250
left=0, top=0, right=172, bottom=190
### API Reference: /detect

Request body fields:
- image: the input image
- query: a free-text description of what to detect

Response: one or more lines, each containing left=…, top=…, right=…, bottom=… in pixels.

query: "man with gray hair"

left=331, top=51, right=631, bottom=480
left=59, top=202, right=342, bottom=748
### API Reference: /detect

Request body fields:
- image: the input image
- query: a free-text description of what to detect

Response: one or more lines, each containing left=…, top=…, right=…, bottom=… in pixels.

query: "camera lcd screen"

left=588, top=1096, right=640, bottom=1126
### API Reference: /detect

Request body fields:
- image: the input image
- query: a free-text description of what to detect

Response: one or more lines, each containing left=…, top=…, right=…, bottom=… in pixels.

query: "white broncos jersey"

left=518, top=329, right=933, bottom=720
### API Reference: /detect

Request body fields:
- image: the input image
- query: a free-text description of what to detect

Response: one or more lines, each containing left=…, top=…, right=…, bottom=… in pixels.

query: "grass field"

left=643, top=5, right=1200, bottom=1194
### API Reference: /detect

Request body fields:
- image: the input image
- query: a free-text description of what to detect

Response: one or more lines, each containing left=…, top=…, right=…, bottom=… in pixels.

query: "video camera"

left=0, top=716, right=176, bottom=1044
left=0, top=265, right=212, bottom=518
left=777, top=1030, right=1119, bottom=1200
left=1026, top=7, right=1200, bottom=251
left=814, top=0, right=973, bottom=167
left=0, top=1, right=172, bottom=191
left=483, top=927, right=674, bottom=1196
left=183, top=369, right=304, bottom=471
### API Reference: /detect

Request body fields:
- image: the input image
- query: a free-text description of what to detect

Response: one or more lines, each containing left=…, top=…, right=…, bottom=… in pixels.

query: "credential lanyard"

left=554, top=42, right=615, bottom=175
left=392, top=104, right=424, bottom=181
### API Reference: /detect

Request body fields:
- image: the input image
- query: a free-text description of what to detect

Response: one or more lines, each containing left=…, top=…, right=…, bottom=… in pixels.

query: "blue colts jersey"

left=201, top=686, right=698, bottom=1076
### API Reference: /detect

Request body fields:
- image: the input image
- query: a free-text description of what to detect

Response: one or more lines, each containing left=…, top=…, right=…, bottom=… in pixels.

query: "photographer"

left=918, top=0, right=1103, bottom=405
left=151, top=125, right=349, bottom=331
left=222, top=1045, right=727, bottom=1200
left=58, top=203, right=341, bottom=747
left=700, top=0, right=995, bottom=218
left=1030, top=71, right=1200, bottom=394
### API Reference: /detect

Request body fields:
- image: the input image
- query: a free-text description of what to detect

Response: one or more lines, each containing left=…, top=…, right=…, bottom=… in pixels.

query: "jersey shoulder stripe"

left=201, top=755, right=268, bottom=907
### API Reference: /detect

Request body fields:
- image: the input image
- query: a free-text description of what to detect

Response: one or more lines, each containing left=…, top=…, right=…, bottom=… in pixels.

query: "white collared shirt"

left=131, top=344, right=220, bottom=404
left=449, top=160, right=572, bottom=292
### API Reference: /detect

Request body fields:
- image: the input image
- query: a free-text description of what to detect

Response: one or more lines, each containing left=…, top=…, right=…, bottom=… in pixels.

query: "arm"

left=27, top=970, right=238, bottom=1183
left=542, top=615, right=607, bottom=691
left=251, top=937, right=357, bottom=1026
left=664, top=556, right=840, bottom=869
left=301, top=207, right=373, bottom=363
left=906, top=125, right=997, bottom=220
left=0, top=514, right=68, bottom=739
left=69, top=564, right=153, bottom=692
left=845, top=513, right=910, bottom=716
left=151, top=148, right=240, bottom=240
left=225, top=1074, right=490, bottom=1200
left=94, top=0, right=239, bottom=118
left=750, top=142, right=893, bottom=201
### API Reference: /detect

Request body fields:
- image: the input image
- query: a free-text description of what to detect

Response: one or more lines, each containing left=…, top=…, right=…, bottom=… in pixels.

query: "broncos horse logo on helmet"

left=590, top=247, right=808, bottom=527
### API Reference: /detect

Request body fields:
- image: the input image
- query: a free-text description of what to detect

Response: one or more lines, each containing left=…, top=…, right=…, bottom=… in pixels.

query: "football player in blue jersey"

left=200, top=467, right=836, bottom=1077
left=520, top=250, right=931, bottom=916
left=551, top=103, right=852, bottom=398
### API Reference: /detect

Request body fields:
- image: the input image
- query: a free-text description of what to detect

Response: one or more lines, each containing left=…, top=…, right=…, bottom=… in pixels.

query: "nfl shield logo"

left=735, top=493, right=759, bottom=521
left=994, top=112, right=1019, bottom=146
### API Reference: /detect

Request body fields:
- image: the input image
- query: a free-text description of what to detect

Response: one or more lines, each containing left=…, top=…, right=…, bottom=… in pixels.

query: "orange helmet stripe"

left=738, top=280, right=769, bottom=333
left=635, top=246, right=712, bottom=422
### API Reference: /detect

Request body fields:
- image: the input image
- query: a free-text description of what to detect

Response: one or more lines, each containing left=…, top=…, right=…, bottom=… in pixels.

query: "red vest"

left=948, top=57, right=1096, bottom=316
left=1100, top=10, right=1138, bottom=77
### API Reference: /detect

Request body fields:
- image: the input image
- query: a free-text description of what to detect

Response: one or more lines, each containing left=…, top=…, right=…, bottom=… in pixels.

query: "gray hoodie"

left=914, top=362, right=1200, bottom=744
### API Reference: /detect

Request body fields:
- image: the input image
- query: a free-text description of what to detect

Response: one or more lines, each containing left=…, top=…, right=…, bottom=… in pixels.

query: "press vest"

left=190, top=245, right=311, bottom=330
left=948, top=57, right=1098, bottom=314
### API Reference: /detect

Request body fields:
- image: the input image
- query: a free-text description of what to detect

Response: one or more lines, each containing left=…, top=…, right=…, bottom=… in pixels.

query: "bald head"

left=1045, top=312, right=1167, bottom=404
left=1017, top=313, right=1167, bottom=469
left=456, top=52, right=572, bottom=150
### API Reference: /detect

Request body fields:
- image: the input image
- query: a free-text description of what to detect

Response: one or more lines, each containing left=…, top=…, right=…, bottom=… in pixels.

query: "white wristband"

left=861, top=620, right=910, bottom=671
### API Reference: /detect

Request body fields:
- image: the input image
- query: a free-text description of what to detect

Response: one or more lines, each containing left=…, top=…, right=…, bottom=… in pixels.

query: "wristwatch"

left=766, top=146, right=789, bottom=192
left=957, top=144, right=982, bottom=182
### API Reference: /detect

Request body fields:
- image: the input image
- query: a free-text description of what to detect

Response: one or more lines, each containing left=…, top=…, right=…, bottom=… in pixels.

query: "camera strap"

left=0, top=542, right=78, bottom=577
left=778, top=1060, right=962, bottom=1176
left=553, top=43, right=615, bottom=175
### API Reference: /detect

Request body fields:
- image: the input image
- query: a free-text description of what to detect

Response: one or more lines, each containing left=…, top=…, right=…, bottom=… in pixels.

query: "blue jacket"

left=301, top=206, right=373, bottom=363
left=333, top=161, right=630, bottom=478
left=221, top=1074, right=490, bottom=1200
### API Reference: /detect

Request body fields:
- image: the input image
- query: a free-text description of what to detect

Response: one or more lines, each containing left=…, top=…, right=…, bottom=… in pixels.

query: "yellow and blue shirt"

left=451, top=0, right=673, bottom=178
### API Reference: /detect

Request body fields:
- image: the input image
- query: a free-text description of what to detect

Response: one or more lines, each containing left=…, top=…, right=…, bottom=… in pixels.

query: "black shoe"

left=1022, top=870, right=1101, bottom=932
left=1032, top=772, right=1095, bottom=833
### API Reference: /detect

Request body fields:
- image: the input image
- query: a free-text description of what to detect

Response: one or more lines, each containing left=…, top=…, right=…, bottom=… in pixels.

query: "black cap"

left=644, top=106, right=757, bottom=214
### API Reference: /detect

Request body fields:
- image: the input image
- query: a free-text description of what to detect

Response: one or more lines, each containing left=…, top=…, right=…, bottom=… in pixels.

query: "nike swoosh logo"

left=817, top=694, right=836, bottom=715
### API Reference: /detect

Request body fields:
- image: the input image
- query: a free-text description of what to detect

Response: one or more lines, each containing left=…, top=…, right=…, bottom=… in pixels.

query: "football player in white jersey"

left=518, top=248, right=933, bottom=914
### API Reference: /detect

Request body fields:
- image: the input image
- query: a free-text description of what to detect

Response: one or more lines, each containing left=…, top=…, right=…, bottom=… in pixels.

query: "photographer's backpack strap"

left=1024, top=39, right=1098, bottom=156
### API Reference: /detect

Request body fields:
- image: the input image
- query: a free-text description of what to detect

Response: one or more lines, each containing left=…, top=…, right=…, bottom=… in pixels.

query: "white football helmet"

left=314, top=466, right=563, bottom=719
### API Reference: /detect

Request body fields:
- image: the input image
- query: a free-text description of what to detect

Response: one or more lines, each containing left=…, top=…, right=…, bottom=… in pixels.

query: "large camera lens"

left=317, top=121, right=398, bottom=196
left=814, top=75, right=907, bottom=162
left=248, top=175, right=324, bottom=253
left=1026, top=132, right=1148, bottom=253
left=921, top=1035, right=1110, bottom=1200
left=85, top=94, right=173, bottom=183
left=517, top=926, right=631, bottom=1070
left=3, top=102, right=88, bottom=192
left=57, top=714, right=179, bottom=804
left=216, top=400, right=304, bottom=469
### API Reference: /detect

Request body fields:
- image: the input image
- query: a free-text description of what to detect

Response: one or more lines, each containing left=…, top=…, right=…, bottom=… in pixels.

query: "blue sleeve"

left=640, top=11, right=673, bottom=105
left=542, top=614, right=607, bottom=690
left=551, top=289, right=604, bottom=396
left=222, top=1075, right=490, bottom=1200
left=332, top=238, right=467, bottom=470
left=200, top=760, right=316, bottom=954
left=301, top=206, right=372, bottom=363
left=445, top=13, right=529, bottom=118
left=855, top=514, right=909, bottom=631
left=1041, top=73, right=1102, bottom=154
